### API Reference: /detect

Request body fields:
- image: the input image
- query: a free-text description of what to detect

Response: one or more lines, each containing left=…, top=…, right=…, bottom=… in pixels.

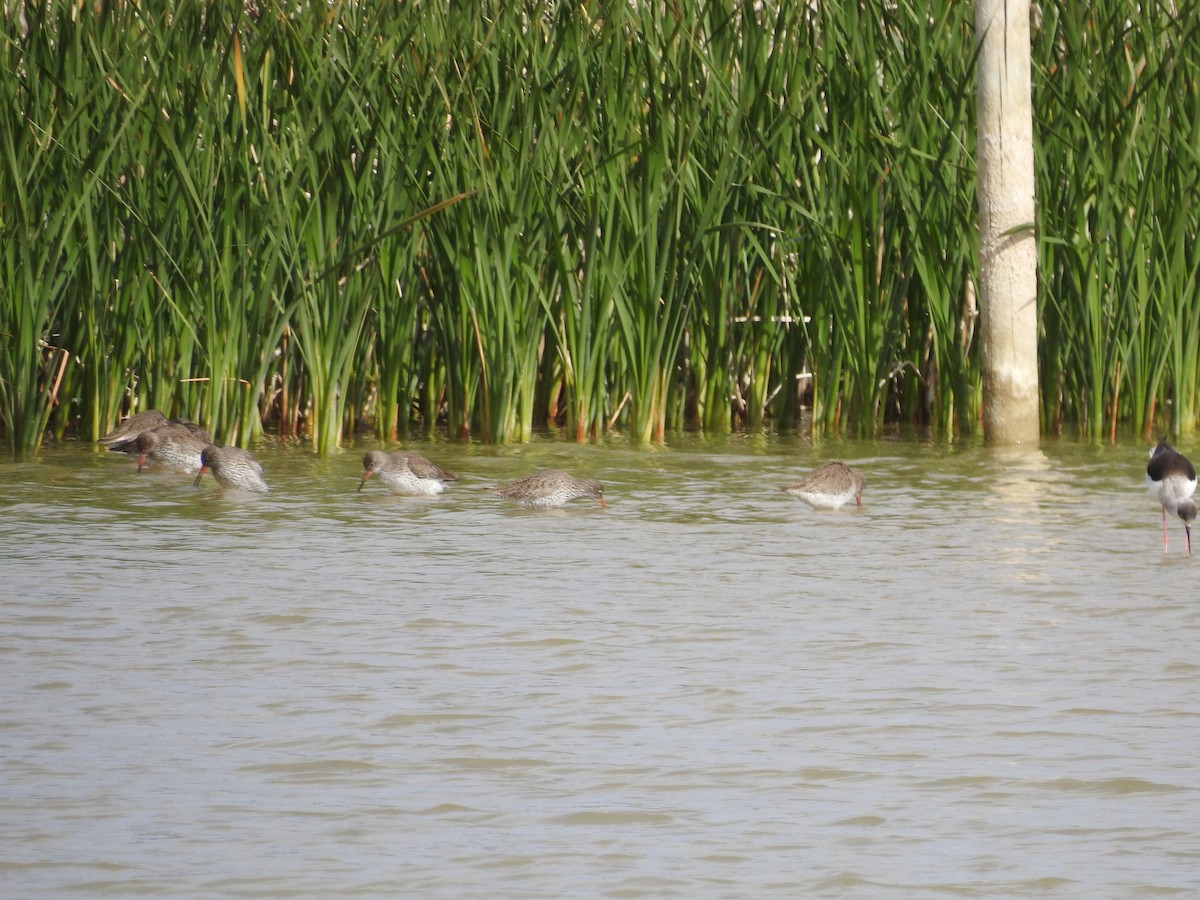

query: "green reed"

left=540, top=5, right=626, bottom=442
left=1036, top=3, right=1200, bottom=438
left=1, top=3, right=97, bottom=450
left=265, top=7, right=387, bottom=455
left=3, top=1, right=1200, bottom=454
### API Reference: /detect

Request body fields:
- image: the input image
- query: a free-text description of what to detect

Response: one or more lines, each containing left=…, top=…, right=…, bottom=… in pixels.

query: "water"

left=2, top=436, right=1198, bottom=898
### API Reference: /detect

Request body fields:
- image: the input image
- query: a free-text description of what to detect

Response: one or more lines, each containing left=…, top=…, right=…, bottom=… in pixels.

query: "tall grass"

left=1036, top=2, right=1200, bottom=438
left=2, top=1, right=1200, bottom=454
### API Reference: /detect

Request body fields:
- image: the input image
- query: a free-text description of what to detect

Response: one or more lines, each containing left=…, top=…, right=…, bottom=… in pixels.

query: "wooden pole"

left=976, top=0, right=1040, bottom=444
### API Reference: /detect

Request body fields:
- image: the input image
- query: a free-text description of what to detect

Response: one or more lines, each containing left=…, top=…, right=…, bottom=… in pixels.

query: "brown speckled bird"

left=783, top=461, right=865, bottom=510
left=489, top=469, right=606, bottom=509
left=359, top=450, right=458, bottom=496
left=194, top=445, right=269, bottom=493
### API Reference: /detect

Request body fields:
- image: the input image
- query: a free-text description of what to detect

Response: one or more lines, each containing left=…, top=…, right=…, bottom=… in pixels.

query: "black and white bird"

left=1146, top=438, right=1196, bottom=555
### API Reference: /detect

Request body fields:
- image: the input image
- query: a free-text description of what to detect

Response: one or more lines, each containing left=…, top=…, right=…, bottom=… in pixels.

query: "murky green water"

left=2, top=435, right=1198, bottom=897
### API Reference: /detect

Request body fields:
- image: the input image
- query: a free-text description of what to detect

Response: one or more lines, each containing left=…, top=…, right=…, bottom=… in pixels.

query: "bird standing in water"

left=100, top=410, right=210, bottom=454
left=489, top=469, right=606, bottom=509
left=1146, top=438, right=1196, bottom=555
left=97, top=410, right=170, bottom=453
left=194, top=445, right=269, bottom=493
left=783, top=461, right=866, bottom=510
left=135, top=424, right=208, bottom=475
left=359, top=450, right=458, bottom=496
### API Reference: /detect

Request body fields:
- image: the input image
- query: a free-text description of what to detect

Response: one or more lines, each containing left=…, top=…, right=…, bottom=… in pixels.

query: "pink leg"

left=1163, top=506, right=1169, bottom=555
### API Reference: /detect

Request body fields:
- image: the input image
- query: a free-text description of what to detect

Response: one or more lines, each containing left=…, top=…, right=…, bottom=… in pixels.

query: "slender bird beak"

left=137, top=453, right=148, bottom=473
left=193, top=466, right=207, bottom=487
left=1186, top=523, right=1192, bottom=556
left=358, top=471, right=371, bottom=492
left=598, top=497, right=607, bottom=509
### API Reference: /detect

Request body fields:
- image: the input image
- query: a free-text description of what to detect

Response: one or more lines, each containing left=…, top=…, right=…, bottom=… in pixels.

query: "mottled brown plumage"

left=359, top=450, right=458, bottom=495
left=135, top=425, right=208, bottom=474
left=489, top=469, right=606, bottom=509
left=783, top=461, right=865, bottom=510
left=194, top=445, right=269, bottom=493
left=99, top=410, right=210, bottom=454
left=98, top=410, right=170, bottom=452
